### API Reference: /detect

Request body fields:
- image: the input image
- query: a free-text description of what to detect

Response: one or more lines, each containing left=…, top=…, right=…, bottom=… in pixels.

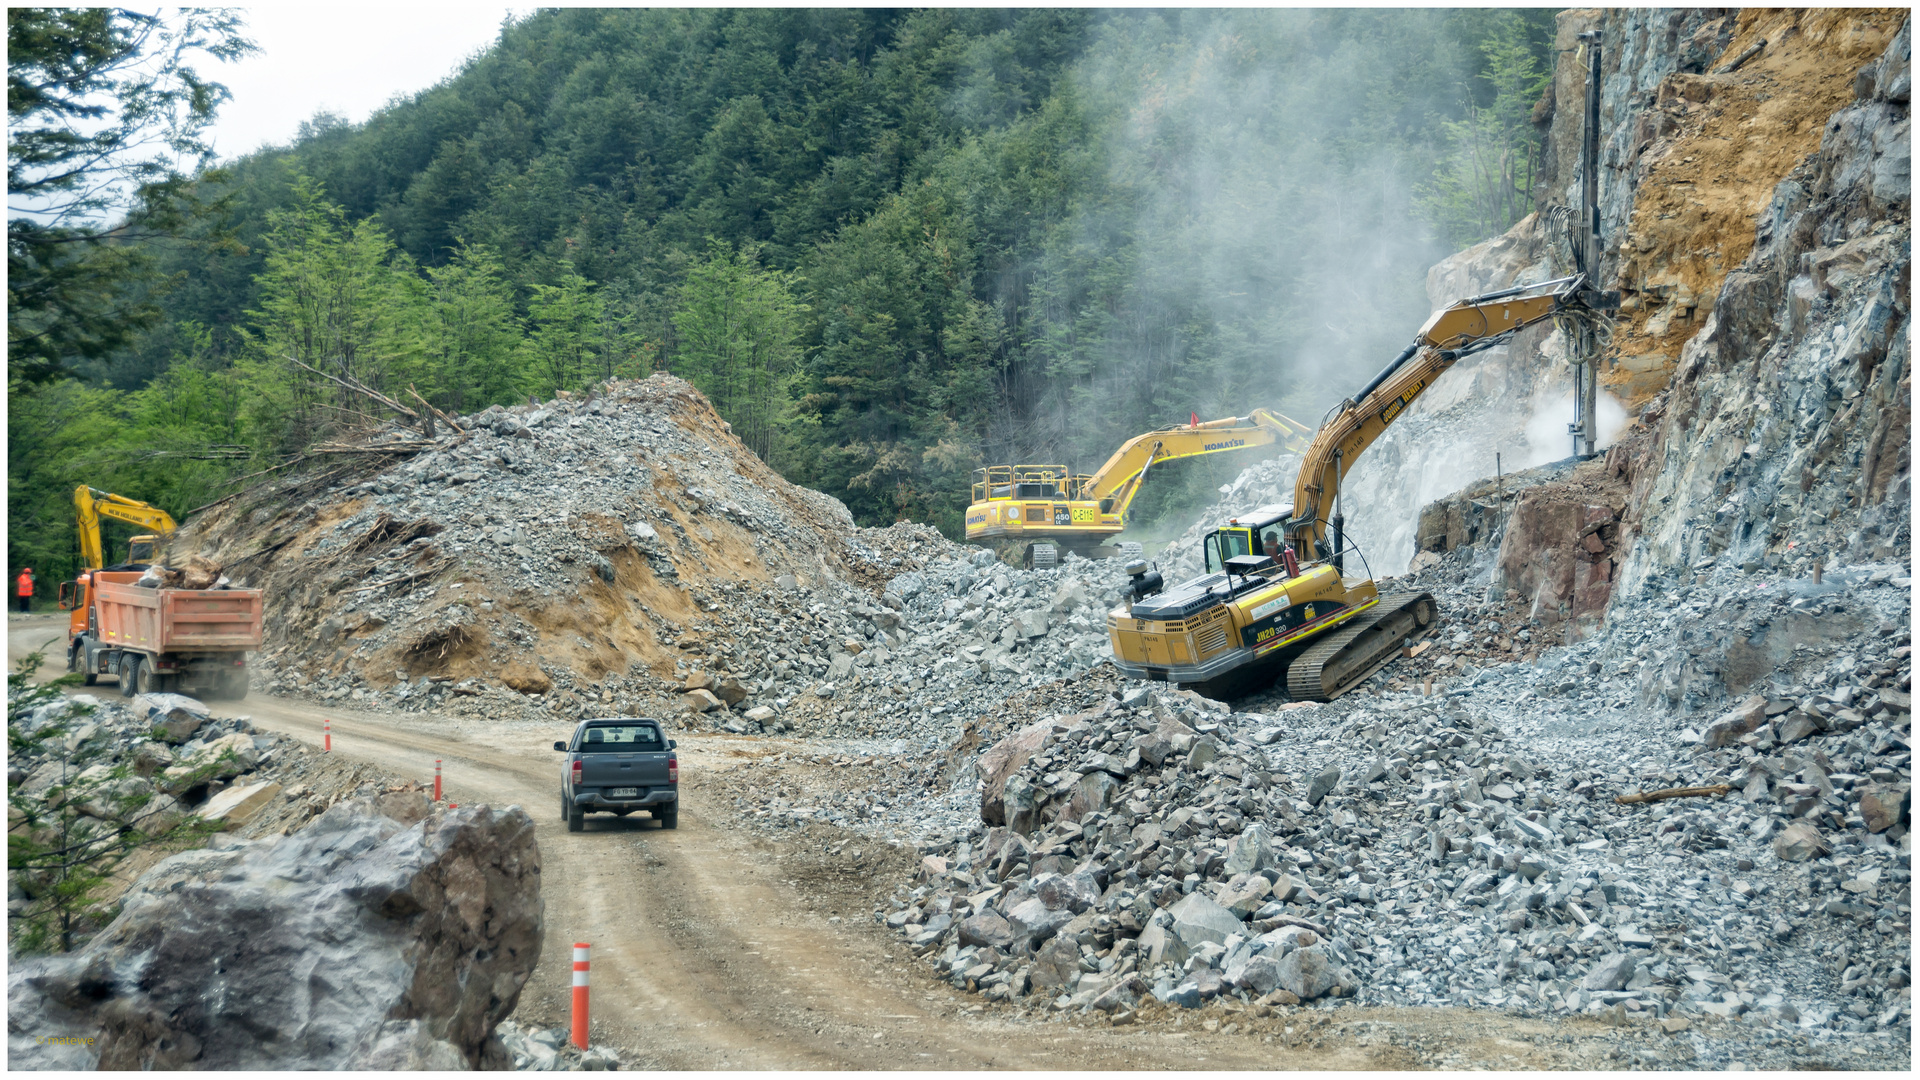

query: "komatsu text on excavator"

left=966, top=409, right=1315, bottom=568
left=1108, top=274, right=1609, bottom=701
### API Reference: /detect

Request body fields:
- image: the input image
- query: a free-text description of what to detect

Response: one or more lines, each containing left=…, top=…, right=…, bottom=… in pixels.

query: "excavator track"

left=1285, top=591, right=1436, bottom=702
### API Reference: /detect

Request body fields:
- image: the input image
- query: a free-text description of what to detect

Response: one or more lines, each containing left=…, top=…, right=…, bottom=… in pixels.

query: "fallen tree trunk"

left=1615, top=784, right=1732, bottom=805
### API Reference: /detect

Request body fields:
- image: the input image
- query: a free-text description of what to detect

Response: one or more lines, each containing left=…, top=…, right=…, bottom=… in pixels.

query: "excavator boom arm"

left=74, top=486, right=179, bottom=570
left=1285, top=276, right=1588, bottom=553
left=1090, top=409, right=1315, bottom=520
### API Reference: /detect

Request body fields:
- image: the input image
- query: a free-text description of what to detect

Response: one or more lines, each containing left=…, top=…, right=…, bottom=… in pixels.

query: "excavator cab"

left=127, top=534, right=162, bottom=564
left=1203, top=507, right=1292, bottom=574
left=1204, top=528, right=1256, bottom=574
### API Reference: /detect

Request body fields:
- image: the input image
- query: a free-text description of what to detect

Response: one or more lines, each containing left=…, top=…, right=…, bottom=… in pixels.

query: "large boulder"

left=1032, top=870, right=1100, bottom=914
left=1168, top=891, right=1244, bottom=950
left=1581, top=951, right=1640, bottom=991
left=160, top=732, right=259, bottom=788
left=1137, top=921, right=1190, bottom=968
left=1006, top=896, right=1073, bottom=945
left=1773, top=821, right=1831, bottom=862
left=957, top=911, right=1015, bottom=950
left=1858, top=784, right=1909, bottom=834
left=1059, top=770, right=1118, bottom=823
left=6, top=800, right=543, bottom=1069
left=1221, top=823, right=1275, bottom=877
left=1274, top=943, right=1353, bottom=1001
left=1000, top=775, right=1041, bottom=836
left=1026, top=935, right=1082, bottom=997
left=1700, top=696, right=1770, bottom=749
left=133, top=693, right=210, bottom=745
left=978, top=717, right=1070, bottom=826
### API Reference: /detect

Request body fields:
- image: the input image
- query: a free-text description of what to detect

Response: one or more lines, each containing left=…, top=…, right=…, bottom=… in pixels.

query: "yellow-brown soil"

left=1608, top=8, right=1904, bottom=405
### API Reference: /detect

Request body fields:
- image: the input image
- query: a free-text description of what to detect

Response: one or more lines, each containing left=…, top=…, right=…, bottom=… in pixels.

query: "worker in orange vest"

left=15, top=568, right=35, bottom=612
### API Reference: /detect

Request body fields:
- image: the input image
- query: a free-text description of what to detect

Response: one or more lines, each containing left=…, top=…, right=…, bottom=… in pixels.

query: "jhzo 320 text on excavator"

left=1107, top=274, right=1611, bottom=701
left=965, top=409, right=1315, bottom=569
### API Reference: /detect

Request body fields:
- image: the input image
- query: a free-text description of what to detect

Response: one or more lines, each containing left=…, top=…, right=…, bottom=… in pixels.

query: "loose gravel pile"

left=708, top=536, right=1910, bottom=1070
left=177, top=375, right=1139, bottom=748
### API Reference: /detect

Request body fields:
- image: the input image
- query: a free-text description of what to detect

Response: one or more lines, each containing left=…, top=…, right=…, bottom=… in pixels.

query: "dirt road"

left=14, top=614, right=1761, bottom=1070
left=7, top=616, right=1334, bottom=1068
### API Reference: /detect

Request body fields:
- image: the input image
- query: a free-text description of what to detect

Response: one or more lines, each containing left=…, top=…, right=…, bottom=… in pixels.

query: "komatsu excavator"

left=966, top=408, right=1316, bottom=568
left=1108, top=274, right=1608, bottom=701
left=74, top=486, right=178, bottom=570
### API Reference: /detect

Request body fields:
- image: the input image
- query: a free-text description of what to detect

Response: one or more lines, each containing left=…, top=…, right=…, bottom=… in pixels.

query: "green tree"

left=7, top=8, right=255, bottom=380
left=422, top=241, right=526, bottom=411
left=236, top=175, right=429, bottom=452
left=523, top=261, right=606, bottom=398
left=1418, top=11, right=1555, bottom=249
left=670, top=240, right=806, bottom=462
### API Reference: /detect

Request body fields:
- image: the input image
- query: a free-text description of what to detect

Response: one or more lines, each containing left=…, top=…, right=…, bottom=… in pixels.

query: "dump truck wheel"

left=134, top=658, right=161, bottom=696
left=118, top=656, right=140, bottom=698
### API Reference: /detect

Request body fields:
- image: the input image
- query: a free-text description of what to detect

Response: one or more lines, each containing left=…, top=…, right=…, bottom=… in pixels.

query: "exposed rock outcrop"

left=1378, top=9, right=1909, bottom=633
left=1618, top=15, right=1910, bottom=589
left=6, top=800, right=542, bottom=1070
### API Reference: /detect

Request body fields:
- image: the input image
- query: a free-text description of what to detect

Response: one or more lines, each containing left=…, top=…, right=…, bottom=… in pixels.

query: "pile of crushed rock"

left=694, top=527, right=1909, bottom=1070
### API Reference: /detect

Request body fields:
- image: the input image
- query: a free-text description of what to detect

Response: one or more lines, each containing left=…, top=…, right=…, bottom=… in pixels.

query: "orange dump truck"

left=61, top=570, right=264, bottom=701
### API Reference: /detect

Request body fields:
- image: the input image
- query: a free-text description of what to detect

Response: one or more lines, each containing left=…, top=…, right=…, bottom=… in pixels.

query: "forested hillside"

left=9, top=8, right=1555, bottom=581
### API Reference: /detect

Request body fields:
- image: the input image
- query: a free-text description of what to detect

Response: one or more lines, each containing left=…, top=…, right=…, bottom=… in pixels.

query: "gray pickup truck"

left=554, top=717, right=679, bottom=832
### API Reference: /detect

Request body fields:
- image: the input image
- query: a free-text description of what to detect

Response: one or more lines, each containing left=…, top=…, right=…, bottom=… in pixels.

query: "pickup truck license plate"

left=608, top=787, right=639, bottom=798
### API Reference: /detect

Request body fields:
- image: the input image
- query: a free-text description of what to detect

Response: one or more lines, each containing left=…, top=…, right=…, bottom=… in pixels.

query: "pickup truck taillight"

left=570, top=759, right=582, bottom=785
left=668, top=758, right=678, bottom=784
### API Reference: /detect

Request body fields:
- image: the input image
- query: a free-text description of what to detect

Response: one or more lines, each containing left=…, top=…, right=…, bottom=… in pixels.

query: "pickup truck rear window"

left=577, top=725, right=662, bottom=752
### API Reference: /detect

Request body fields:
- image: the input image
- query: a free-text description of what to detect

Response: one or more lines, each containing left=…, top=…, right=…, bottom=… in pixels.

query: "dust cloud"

left=1052, top=11, right=1457, bottom=538
left=1523, top=386, right=1630, bottom=467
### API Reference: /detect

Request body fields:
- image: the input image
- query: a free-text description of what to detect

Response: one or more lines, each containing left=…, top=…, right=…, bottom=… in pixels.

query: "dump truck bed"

left=91, top=571, right=264, bottom=654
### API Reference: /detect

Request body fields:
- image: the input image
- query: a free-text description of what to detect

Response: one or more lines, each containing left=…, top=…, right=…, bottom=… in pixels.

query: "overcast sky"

left=205, top=5, right=519, bottom=161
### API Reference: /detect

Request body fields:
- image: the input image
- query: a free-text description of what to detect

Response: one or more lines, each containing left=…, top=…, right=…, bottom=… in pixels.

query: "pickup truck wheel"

left=659, top=803, right=679, bottom=830
left=565, top=800, right=584, bottom=833
left=118, top=656, right=140, bottom=698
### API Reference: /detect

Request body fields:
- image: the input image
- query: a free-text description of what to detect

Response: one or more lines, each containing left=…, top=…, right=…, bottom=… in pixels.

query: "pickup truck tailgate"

left=569, top=721, right=675, bottom=801
left=578, top=750, right=673, bottom=792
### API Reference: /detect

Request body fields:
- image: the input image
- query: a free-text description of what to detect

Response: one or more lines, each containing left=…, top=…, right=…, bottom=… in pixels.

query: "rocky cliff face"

left=1368, top=8, right=1909, bottom=638
left=1618, top=16, right=1910, bottom=592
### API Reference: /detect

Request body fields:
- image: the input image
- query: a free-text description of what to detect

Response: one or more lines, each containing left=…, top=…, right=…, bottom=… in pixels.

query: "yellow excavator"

left=966, top=409, right=1316, bottom=568
left=1108, top=274, right=1608, bottom=700
left=74, top=486, right=177, bottom=569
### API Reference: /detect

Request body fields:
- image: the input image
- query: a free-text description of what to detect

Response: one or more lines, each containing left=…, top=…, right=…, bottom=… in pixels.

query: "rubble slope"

left=176, top=376, right=958, bottom=723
